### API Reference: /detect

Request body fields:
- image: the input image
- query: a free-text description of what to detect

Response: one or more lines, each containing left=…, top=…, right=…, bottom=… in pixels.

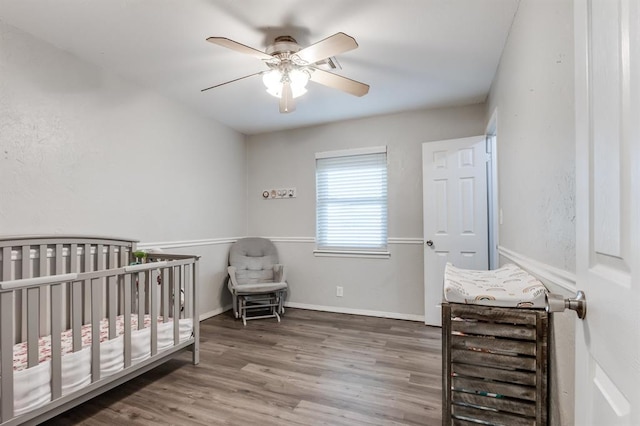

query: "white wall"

left=486, top=0, right=575, bottom=424
left=246, top=105, right=486, bottom=318
left=0, top=21, right=247, bottom=317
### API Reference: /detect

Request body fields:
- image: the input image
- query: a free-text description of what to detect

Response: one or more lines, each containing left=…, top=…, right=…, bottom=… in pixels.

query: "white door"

left=574, top=0, right=640, bottom=424
left=422, top=136, right=488, bottom=326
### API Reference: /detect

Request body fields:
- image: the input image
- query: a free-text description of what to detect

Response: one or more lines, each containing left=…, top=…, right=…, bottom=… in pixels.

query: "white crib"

left=0, top=235, right=200, bottom=425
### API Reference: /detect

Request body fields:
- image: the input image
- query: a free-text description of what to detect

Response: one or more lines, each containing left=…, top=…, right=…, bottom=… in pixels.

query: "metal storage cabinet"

left=442, top=302, right=549, bottom=426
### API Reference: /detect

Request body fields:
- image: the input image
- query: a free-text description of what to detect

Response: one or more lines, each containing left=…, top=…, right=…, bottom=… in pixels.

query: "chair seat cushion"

left=444, top=263, right=547, bottom=308
left=234, top=282, right=288, bottom=294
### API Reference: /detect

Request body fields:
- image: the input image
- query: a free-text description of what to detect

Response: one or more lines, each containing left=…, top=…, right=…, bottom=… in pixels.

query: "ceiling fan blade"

left=201, top=71, right=263, bottom=92
left=279, top=82, right=295, bottom=113
left=309, top=68, right=370, bottom=97
left=206, top=37, right=274, bottom=61
left=295, top=32, right=358, bottom=64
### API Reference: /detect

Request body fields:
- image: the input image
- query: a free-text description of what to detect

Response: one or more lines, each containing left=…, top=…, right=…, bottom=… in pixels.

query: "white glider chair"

left=227, top=237, right=288, bottom=325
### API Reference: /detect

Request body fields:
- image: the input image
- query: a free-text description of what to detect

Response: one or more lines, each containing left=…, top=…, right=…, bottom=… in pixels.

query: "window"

left=315, top=146, right=388, bottom=257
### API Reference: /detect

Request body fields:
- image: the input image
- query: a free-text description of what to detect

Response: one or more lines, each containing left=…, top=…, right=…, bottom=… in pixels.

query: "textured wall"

left=246, top=105, right=486, bottom=317
left=487, top=0, right=576, bottom=273
left=0, top=21, right=247, bottom=316
left=487, top=1, right=575, bottom=424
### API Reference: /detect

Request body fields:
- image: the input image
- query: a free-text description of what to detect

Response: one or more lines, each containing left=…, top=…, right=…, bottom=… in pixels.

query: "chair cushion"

left=229, top=238, right=279, bottom=284
left=234, top=282, right=288, bottom=294
left=443, top=263, right=547, bottom=308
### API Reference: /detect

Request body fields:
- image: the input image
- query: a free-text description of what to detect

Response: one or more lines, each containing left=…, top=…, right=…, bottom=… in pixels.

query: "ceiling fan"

left=202, top=32, right=370, bottom=113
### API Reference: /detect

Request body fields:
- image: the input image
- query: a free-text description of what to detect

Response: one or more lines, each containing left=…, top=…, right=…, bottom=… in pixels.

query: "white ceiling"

left=0, top=0, right=519, bottom=135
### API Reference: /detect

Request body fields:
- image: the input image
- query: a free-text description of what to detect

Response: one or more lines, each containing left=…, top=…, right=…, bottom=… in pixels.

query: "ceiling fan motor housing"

left=266, top=35, right=302, bottom=58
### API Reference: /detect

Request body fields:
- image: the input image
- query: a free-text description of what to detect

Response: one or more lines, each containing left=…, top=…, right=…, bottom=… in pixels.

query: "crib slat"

left=137, top=272, right=145, bottom=329
left=20, top=246, right=30, bottom=344
left=192, top=259, right=200, bottom=365
left=83, top=243, right=92, bottom=323
left=55, top=244, right=63, bottom=274
left=23, top=245, right=40, bottom=369
left=27, top=287, right=39, bottom=368
left=173, top=266, right=180, bottom=345
left=70, top=244, right=82, bottom=351
left=123, top=273, right=132, bottom=368
left=72, top=281, right=83, bottom=352
left=50, top=283, right=63, bottom=399
left=161, top=268, right=169, bottom=321
left=96, top=245, right=104, bottom=270
left=119, top=247, right=128, bottom=315
left=39, top=244, right=48, bottom=335
left=184, top=264, right=191, bottom=318
left=55, top=244, right=63, bottom=332
left=70, top=243, right=78, bottom=273
left=91, top=278, right=101, bottom=382
left=108, top=245, right=116, bottom=339
left=150, top=269, right=157, bottom=356
left=97, top=245, right=104, bottom=328
left=1, top=247, right=11, bottom=282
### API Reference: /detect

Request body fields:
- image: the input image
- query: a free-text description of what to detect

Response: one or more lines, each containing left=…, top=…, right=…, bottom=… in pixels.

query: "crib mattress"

left=443, top=262, right=547, bottom=308
left=5, top=315, right=192, bottom=417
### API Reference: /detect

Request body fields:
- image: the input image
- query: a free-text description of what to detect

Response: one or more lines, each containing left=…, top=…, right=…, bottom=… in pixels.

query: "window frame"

left=314, top=146, right=390, bottom=259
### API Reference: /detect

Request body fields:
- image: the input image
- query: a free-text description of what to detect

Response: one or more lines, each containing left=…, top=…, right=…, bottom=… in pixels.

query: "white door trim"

left=485, top=108, right=500, bottom=270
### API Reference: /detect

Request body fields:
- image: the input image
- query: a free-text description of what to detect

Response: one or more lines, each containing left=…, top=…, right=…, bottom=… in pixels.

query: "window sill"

left=313, top=249, right=390, bottom=259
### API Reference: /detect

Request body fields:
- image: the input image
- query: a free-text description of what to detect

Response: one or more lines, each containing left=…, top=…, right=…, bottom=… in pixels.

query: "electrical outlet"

left=336, top=286, right=343, bottom=297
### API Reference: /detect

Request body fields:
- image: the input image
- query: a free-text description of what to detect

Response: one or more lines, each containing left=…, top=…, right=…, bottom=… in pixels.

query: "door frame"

left=485, top=108, right=500, bottom=270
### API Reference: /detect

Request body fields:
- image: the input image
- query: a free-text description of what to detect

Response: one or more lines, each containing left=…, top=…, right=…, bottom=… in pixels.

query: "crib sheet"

left=6, top=316, right=193, bottom=417
left=443, top=262, right=547, bottom=308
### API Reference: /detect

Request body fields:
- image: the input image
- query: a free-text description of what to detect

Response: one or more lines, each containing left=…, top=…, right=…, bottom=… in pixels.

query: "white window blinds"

left=316, top=147, right=388, bottom=250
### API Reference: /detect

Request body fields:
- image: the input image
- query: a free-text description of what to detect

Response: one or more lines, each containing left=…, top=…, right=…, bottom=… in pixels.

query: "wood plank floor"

left=42, top=309, right=443, bottom=425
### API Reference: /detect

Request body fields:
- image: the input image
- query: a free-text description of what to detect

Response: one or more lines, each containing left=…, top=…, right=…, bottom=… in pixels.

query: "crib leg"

left=192, top=342, right=200, bottom=365
left=192, top=318, right=200, bottom=365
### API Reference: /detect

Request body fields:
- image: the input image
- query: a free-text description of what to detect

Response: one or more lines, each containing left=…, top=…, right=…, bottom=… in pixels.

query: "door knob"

left=546, top=290, right=587, bottom=319
left=425, top=240, right=434, bottom=247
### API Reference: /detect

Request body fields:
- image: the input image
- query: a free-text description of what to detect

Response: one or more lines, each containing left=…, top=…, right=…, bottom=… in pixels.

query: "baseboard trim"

left=199, top=305, right=232, bottom=321
left=199, top=303, right=424, bottom=323
left=284, top=301, right=424, bottom=322
left=498, top=246, right=577, bottom=294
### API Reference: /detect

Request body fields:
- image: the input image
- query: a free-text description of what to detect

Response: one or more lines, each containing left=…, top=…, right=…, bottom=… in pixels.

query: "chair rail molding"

left=139, top=236, right=425, bottom=250
left=137, top=237, right=240, bottom=250
left=265, top=237, right=424, bottom=245
left=498, top=245, right=577, bottom=294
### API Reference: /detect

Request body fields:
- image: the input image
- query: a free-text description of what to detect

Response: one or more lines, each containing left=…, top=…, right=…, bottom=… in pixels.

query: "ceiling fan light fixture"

left=262, top=68, right=309, bottom=99
left=204, top=32, right=370, bottom=112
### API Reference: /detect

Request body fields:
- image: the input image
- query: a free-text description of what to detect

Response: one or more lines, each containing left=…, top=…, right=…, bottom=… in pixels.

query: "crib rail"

left=0, top=236, right=136, bottom=340
left=0, top=236, right=199, bottom=425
